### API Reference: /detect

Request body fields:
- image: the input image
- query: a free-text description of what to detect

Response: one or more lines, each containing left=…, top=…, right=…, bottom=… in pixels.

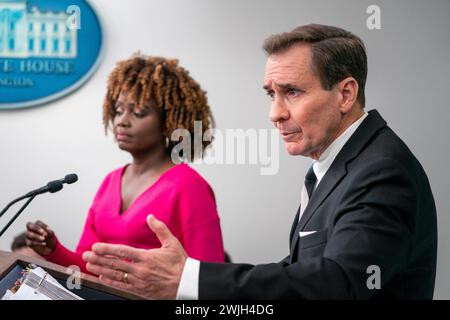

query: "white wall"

left=0, top=0, right=449, bottom=299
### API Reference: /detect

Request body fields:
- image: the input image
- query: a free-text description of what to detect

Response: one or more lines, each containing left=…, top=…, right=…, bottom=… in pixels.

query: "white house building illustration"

left=0, top=0, right=77, bottom=58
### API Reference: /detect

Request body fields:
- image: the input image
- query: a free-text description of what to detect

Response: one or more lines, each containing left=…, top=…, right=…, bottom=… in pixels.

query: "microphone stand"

left=0, top=194, right=37, bottom=237
left=0, top=177, right=72, bottom=238
left=0, top=194, right=32, bottom=219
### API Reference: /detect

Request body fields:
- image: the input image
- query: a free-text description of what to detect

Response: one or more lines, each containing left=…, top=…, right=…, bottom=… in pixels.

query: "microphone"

left=62, top=174, right=78, bottom=185
left=24, top=180, right=63, bottom=197
left=24, top=174, right=78, bottom=197
left=0, top=174, right=78, bottom=238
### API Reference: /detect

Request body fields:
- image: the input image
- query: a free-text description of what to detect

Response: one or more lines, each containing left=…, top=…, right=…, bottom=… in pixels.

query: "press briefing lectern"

left=0, top=250, right=145, bottom=300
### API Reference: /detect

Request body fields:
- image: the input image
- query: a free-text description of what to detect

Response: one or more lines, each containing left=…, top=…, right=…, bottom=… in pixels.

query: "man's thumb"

left=147, top=215, right=174, bottom=247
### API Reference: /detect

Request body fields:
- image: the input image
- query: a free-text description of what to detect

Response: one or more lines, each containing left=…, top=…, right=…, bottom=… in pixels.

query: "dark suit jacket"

left=199, top=110, right=437, bottom=299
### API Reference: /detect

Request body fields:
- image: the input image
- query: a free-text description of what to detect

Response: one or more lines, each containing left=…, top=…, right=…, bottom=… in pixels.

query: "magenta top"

left=44, top=163, right=225, bottom=274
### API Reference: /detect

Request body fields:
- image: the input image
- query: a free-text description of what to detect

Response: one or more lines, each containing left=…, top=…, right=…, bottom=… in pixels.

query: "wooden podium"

left=0, top=250, right=145, bottom=300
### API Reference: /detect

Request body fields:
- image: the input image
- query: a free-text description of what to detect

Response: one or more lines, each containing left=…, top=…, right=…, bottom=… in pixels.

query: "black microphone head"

left=47, top=180, right=63, bottom=193
left=64, top=174, right=78, bottom=184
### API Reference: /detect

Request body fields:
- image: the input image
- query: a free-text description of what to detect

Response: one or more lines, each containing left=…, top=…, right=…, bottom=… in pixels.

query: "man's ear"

left=337, top=77, right=359, bottom=113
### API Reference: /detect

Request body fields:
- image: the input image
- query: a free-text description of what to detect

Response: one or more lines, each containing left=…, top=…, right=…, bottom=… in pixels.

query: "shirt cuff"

left=176, top=257, right=200, bottom=300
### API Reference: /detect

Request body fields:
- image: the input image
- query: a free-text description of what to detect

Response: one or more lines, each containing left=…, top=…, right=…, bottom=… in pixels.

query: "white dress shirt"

left=176, top=112, right=368, bottom=300
left=298, top=112, right=368, bottom=221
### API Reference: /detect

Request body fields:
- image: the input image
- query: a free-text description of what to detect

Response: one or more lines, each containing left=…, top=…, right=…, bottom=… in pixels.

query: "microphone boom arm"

left=0, top=174, right=77, bottom=238
left=0, top=194, right=31, bottom=219
left=0, top=194, right=37, bottom=238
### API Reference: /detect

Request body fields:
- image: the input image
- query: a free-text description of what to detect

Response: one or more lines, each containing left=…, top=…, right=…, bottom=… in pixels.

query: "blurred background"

left=0, top=0, right=448, bottom=299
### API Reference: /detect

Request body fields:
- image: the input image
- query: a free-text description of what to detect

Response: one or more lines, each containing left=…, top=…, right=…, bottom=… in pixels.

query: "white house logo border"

left=0, top=0, right=104, bottom=110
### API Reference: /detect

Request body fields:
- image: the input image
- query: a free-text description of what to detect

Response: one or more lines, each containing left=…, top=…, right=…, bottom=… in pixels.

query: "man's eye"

left=287, top=88, right=300, bottom=97
left=266, top=91, right=275, bottom=100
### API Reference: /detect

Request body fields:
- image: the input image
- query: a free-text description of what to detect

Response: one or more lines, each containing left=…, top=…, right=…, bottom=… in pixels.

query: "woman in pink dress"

left=25, top=55, right=224, bottom=274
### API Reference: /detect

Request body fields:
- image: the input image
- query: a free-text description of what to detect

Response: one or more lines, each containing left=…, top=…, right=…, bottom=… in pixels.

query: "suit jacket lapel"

left=289, top=110, right=387, bottom=258
left=297, top=162, right=347, bottom=230
left=289, top=165, right=347, bottom=261
left=289, top=205, right=301, bottom=250
left=289, top=205, right=306, bottom=263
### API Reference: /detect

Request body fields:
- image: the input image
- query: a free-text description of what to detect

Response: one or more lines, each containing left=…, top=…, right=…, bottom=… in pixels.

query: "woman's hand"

left=25, top=220, right=57, bottom=256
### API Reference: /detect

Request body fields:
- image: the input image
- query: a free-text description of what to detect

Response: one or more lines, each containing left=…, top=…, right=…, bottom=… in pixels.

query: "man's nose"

left=269, top=97, right=289, bottom=123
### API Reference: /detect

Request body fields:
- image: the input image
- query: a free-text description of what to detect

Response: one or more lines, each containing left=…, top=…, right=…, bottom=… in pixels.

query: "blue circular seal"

left=0, top=0, right=103, bottom=109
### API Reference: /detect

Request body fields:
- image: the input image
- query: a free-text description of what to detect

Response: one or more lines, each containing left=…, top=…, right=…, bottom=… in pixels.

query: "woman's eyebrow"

left=115, top=101, right=138, bottom=109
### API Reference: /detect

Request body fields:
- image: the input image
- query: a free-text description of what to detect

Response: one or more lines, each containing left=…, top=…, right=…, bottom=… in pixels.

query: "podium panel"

left=0, top=250, right=145, bottom=300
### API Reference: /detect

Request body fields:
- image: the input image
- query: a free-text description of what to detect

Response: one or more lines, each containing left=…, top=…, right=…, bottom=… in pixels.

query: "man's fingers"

left=86, top=262, right=135, bottom=284
left=146, top=215, right=175, bottom=247
left=98, top=275, right=133, bottom=292
left=89, top=243, right=146, bottom=262
left=82, top=251, right=137, bottom=273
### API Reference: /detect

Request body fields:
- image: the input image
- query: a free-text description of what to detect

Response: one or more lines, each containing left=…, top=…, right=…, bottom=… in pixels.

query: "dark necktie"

left=289, top=165, right=318, bottom=263
left=304, top=165, right=317, bottom=199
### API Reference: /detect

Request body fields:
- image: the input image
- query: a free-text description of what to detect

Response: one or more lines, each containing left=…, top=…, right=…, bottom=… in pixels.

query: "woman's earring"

left=165, top=136, right=170, bottom=148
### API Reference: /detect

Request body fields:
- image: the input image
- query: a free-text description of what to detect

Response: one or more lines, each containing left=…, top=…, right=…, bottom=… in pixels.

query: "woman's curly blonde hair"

left=103, top=53, right=215, bottom=161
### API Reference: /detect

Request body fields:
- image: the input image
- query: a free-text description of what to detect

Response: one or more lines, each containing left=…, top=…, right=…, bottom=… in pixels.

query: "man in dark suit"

left=82, top=24, right=437, bottom=299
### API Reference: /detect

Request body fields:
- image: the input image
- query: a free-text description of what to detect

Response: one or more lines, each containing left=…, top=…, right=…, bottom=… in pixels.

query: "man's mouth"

left=280, top=130, right=302, bottom=142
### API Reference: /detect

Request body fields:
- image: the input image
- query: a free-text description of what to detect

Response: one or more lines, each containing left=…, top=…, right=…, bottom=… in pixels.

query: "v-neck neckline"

left=117, top=163, right=181, bottom=216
